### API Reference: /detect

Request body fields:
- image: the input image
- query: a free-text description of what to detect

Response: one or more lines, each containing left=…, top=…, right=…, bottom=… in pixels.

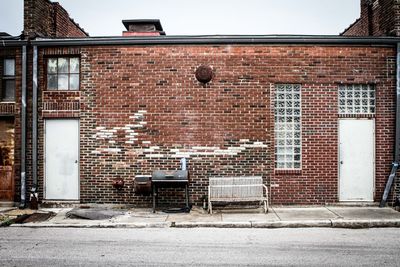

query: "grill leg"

left=152, top=184, right=156, bottom=213
left=185, top=184, right=189, bottom=210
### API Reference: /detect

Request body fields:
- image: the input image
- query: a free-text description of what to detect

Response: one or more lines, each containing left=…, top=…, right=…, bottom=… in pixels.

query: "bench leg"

left=208, top=201, right=212, bottom=214
left=264, top=200, right=268, bottom=213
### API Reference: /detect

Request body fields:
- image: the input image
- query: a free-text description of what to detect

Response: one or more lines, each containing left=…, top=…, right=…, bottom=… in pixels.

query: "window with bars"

left=274, top=84, right=301, bottom=169
left=338, top=85, right=375, bottom=114
left=47, top=57, right=80, bottom=90
left=2, top=58, right=15, bottom=102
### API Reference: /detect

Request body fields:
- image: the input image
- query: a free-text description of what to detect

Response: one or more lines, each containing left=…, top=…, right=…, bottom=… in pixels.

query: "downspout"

left=380, top=42, right=400, bottom=207
left=31, top=46, right=38, bottom=195
left=19, top=45, right=27, bottom=208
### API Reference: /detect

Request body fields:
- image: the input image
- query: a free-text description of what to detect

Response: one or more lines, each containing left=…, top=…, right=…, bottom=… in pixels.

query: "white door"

left=45, top=119, right=79, bottom=200
left=339, top=119, right=374, bottom=201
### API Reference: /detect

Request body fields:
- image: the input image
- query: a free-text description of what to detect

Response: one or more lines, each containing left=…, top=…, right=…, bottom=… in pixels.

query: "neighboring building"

left=1, top=0, right=400, bottom=208
left=342, top=0, right=400, bottom=36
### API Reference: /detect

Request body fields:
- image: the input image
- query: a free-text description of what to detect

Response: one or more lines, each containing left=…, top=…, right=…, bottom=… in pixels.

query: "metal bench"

left=208, top=176, right=269, bottom=214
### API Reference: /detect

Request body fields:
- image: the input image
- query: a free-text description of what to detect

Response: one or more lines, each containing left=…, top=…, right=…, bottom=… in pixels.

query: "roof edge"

left=29, top=35, right=400, bottom=46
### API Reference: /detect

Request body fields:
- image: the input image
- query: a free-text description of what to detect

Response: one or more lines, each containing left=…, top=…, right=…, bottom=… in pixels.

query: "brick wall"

left=24, top=0, right=88, bottom=38
left=32, top=44, right=396, bottom=206
left=342, top=0, right=400, bottom=36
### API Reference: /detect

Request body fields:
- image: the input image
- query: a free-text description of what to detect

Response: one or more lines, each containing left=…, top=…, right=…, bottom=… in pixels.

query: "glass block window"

left=338, top=85, right=375, bottom=114
left=2, top=58, right=15, bottom=102
left=274, top=84, right=301, bottom=169
left=47, top=57, right=80, bottom=90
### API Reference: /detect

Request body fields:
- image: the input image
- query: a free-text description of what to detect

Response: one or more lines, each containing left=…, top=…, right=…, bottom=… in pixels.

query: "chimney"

left=122, top=19, right=165, bottom=36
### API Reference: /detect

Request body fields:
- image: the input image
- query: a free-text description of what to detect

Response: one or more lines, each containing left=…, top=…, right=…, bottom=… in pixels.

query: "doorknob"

left=75, top=160, right=78, bottom=163
left=340, top=161, right=343, bottom=165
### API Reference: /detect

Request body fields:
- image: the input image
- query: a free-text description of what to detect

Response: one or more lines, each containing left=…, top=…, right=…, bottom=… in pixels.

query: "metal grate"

left=338, top=85, right=375, bottom=115
left=274, top=84, right=301, bottom=169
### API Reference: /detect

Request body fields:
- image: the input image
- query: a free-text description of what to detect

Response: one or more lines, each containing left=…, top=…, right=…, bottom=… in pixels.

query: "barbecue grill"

left=151, top=170, right=189, bottom=213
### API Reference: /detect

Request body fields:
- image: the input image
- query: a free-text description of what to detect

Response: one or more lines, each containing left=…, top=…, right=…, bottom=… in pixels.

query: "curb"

left=331, top=219, right=400, bottom=228
left=9, top=219, right=400, bottom=229
left=11, top=222, right=172, bottom=228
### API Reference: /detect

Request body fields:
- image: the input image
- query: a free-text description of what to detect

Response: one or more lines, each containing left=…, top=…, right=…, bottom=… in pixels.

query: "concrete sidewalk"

left=7, top=206, right=400, bottom=229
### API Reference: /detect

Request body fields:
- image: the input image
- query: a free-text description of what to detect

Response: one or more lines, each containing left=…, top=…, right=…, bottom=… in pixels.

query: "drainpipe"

left=19, top=45, right=27, bottom=209
left=380, top=43, right=400, bottom=207
left=31, top=46, right=38, bottom=195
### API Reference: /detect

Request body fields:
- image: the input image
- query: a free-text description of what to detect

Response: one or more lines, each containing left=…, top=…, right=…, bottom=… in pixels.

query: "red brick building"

left=1, top=0, right=400, bottom=208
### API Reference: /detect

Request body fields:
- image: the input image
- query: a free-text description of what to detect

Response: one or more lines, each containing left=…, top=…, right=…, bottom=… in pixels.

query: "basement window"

left=274, top=84, right=302, bottom=169
left=47, top=57, right=80, bottom=90
left=338, top=84, right=375, bottom=114
left=1, top=58, right=15, bottom=102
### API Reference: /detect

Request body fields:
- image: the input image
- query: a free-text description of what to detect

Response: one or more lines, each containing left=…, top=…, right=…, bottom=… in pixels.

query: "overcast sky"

left=0, top=0, right=360, bottom=36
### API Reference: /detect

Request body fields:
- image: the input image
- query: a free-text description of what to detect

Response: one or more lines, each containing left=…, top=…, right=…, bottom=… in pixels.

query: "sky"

left=0, top=0, right=360, bottom=36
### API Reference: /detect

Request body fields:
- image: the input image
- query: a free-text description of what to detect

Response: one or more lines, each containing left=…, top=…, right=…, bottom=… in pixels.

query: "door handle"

left=75, top=160, right=78, bottom=164
left=340, top=161, right=343, bottom=165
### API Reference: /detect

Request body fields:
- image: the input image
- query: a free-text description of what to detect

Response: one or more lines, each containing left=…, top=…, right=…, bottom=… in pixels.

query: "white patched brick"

left=133, top=124, right=144, bottom=128
left=143, top=149, right=155, bottom=152
left=109, top=141, right=116, bottom=144
left=192, top=146, right=220, bottom=150
left=194, top=152, right=215, bottom=156
left=170, top=149, right=180, bottom=152
left=139, top=121, right=147, bottom=125
left=96, top=127, right=106, bottom=130
left=142, top=141, right=151, bottom=144
left=113, top=127, right=121, bottom=130
left=103, top=148, right=121, bottom=153
left=138, top=110, right=147, bottom=113
left=125, top=141, right=134, bottom=144
left=239, top=139, right=249, bottom=142
left=241, top=144, right=268, bottom=148
left=91, top=151, right=101, bottom=154
left=173, top=154, right=191, bottom=158
left=150, top=146, right=160, bottom=150
left=145, top=154, right=165, bottom=158
left=227, top=147, right=246, bottom=151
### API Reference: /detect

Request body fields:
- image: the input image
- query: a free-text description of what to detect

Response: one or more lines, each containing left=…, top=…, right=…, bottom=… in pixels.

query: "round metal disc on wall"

left=195, top=65, right=213, bottom=83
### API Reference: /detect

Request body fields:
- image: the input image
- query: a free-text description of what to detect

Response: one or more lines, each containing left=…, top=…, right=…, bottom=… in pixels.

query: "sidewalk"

left=5, top=206, right=400, bottom=229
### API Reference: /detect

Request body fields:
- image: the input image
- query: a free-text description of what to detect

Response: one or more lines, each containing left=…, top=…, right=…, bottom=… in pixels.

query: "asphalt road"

left=0, top=227, right=399, bottom=266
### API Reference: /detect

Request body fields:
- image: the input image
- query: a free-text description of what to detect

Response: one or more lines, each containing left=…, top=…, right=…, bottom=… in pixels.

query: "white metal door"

left=45, top=119, right=79, bottom=200
left=339, top=119, right=374, bottom=201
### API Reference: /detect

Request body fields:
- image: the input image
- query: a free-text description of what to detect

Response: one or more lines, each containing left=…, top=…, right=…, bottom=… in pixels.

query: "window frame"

left=1, top=58, right=16, bottom=102
left=274, top=84, right=302, bottom=170
left=46, top=56, right=80, bottom=91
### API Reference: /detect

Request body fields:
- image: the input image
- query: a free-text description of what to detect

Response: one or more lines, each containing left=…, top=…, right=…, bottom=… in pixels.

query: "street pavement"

left=2, top=205, right=400, bottom=228
left=0, top=227, right=399, bottom=266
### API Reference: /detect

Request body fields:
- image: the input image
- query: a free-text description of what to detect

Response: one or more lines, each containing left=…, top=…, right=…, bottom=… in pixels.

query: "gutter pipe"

left=31, top=46, right=38, bottom=195
left=30, top=35, right=400, bottom=47
left=19, top=45, right=27, bottom=208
